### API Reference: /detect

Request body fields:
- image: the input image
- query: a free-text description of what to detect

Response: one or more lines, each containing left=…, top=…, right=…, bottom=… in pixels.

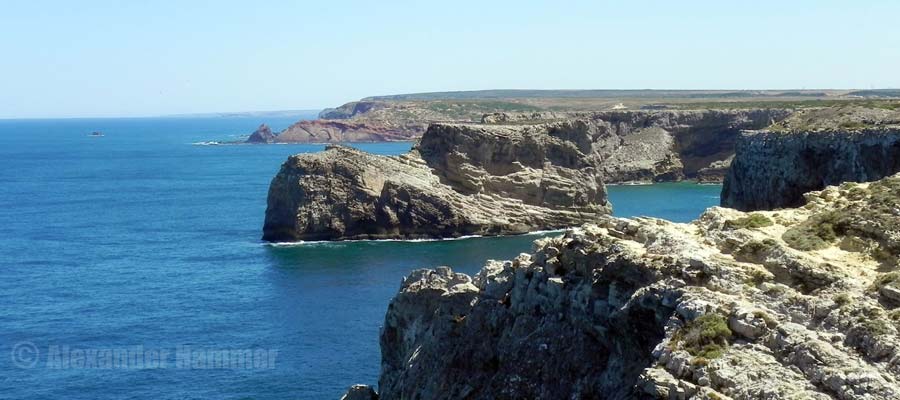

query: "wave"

left=262, top=229, right=567, bottom=247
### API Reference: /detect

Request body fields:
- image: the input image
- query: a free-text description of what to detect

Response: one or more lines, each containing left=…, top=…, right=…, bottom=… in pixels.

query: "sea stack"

left=246, top=123, right=276, bottom=143
left=262, top=122, right=611, bottom=241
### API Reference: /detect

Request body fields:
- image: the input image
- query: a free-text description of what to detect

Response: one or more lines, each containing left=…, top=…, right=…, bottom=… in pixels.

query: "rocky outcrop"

left=696, top=156, right=733, bottom=183
left=251, top=101, right=791, bottom=182
left=262, top=122, right=610, bottom=241
left=722, top=107, right=900, bottom=211
left=246, top=124, right=276, bottom=143
left=272, top=119, right=427, bottom=143
left=484, top=109, right=792, bottom=183
left=346, top=174, right=900, bottom=399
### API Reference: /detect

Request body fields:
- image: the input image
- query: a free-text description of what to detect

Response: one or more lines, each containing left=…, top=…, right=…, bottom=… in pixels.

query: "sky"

left=2, top=0, right=899, bottom=118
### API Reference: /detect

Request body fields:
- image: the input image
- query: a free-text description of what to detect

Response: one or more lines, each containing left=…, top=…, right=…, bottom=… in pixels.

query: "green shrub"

left=736, top=239, right=778, bottom=260
left=862, top=318, right=891, bottom=337
left=676, top=313, right=732, bottom=359
left=783, top=211, right=842, bottom=250
left=873, top=272, right=900, bottom=292
left=726, top=214, right=774, bottom=230
left=847, top=186, right=868, bottom=200
left=743, top=267, right=770, bottom=285
left=833, top=293, right=851, bottom=306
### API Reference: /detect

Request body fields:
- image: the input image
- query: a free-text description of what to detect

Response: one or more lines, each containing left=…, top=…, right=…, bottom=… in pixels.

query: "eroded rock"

left=262, top=122, right=611, bottom=241
left=246, top=123, right=276, bottom=143
left=721, top=107, right=900, bottom=211
left=355, top=175, right=900, bottom=399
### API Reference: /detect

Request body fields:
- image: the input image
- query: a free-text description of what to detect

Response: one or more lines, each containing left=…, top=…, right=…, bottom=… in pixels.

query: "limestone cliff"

left=722, top=107, right=900, bottom=211
left=273, top=119, right=427, bottom=143
left=248, top=99, right=791, bottom=183
left=484, top=109, right=792, bottom=183
left=262, top=122, right=610, bottom=241
left=347, top=174, right=900, bottom=399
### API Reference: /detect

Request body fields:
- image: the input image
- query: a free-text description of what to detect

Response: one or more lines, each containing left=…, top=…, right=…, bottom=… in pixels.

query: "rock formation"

left=484, top=109, right=792, bottom=183
left=345, top=173, right=900, bottom=399
left=247, top=95, right=793, bottom=183
left=253, top=108, right=791, bottom=182
left=262, top=122, right=611, bottom=242
left=273, top=119, right=427, bottom=143
left=722, top=107, right=900, bottom=211
left=245, top=123, right=276, bottom=143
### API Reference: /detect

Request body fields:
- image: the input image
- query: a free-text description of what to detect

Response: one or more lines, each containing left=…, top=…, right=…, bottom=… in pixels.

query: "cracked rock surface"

left=345, top=174, right=900, bottom=399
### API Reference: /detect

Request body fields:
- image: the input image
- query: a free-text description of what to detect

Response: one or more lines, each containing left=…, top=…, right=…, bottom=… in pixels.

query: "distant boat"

left=89, top=131, right=104, bottom=137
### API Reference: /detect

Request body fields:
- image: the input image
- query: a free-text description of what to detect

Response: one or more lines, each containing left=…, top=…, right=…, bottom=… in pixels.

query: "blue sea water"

left=0, top=115, right=721, bottom=400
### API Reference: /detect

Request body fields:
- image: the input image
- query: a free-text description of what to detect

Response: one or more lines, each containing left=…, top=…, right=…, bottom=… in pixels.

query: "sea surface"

left=0, top=115, right=721, bottom=400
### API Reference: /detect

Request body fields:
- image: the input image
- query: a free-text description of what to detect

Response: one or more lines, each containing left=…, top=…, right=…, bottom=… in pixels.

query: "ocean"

left=0, top=115, right=721, bottom=399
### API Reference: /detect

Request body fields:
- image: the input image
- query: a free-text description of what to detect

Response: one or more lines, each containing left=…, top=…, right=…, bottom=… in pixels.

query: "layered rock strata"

left=262, top=123, right=611, bottom=241
left=485, top=109, right=792, bottom=183
left=249, top=107, right=791, bottom=183
left=722, top=107, right=900, bottom=211
left=273, top=119, right=427, bottom=143
left=347, top=174, right=900, bottom=399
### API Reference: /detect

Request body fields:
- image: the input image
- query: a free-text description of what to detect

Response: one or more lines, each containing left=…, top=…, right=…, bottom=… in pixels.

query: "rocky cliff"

left=484, top=109, right=792, bottom=183
left=262, top=122, right=611, bottom=241
left=722, top=107, right=900, bottom=211
left=246, top=123, right=276, bottom=143
left=347, top=174, right=900, bottom=399
left=272, top=119, right=427, bottom=143
left=252, top=108, right=790, bottom=182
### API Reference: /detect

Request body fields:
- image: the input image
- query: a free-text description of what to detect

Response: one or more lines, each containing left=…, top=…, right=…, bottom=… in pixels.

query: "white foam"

left=262, top=229, right=568, bottom=247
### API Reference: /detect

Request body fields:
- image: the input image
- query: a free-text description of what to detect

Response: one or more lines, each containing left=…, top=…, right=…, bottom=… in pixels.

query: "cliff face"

left=250, top=102, right=791, bottom=183
left=273, top=119, right=427, bottom=143
left=351, top=174, right=900, bottom=399
left=722, top=107, right=900, bottom=211
left=485, top=109, right=791, bottom=183
left=318, top=101, right=388, bottom=119
left=262, top=122, right=610, bottom=242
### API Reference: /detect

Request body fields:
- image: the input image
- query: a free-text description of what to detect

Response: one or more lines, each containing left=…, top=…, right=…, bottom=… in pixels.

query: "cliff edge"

left=348, top=173, right=900, bottom=399
left=262, top=122, right=611, bottom=241
left=722, top=107, right=900, bottom=211
left=484, top=109, right=791, bottom=183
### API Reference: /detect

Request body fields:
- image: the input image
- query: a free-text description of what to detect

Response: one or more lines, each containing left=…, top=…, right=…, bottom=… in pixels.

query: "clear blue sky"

left=2, top=0, right=899, bottom=118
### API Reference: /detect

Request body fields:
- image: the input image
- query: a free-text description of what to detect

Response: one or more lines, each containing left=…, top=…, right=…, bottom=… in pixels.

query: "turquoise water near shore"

left=0, top=116, right=721, bottom=399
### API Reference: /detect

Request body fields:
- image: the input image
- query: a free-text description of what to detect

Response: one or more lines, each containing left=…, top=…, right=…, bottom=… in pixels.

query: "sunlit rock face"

left=262, top=122, right=610, bottom=242
left=351, top=174, right=900, bottom=399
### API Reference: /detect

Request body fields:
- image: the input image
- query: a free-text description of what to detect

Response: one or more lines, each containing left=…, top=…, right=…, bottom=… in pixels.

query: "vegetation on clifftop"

left=725, top=213, right=774, bottom=229
left=783, top=177, right=900, bottom=265
left=675, top=313, right=733, bottom=359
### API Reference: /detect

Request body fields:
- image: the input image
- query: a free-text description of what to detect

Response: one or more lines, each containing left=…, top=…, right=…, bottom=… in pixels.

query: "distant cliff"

left=264, top=107, right=791, bottom=183
left=273, top=119, right=427, bottom=143
left=483, top=109, right=791, bottom=183
left=245, top=124, right=276, bottom=143
left=262, top=122, right=610, bottom=241
left=722, top=107, right=900, bottom=211
left=249, top=106, right=790, bottom=182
